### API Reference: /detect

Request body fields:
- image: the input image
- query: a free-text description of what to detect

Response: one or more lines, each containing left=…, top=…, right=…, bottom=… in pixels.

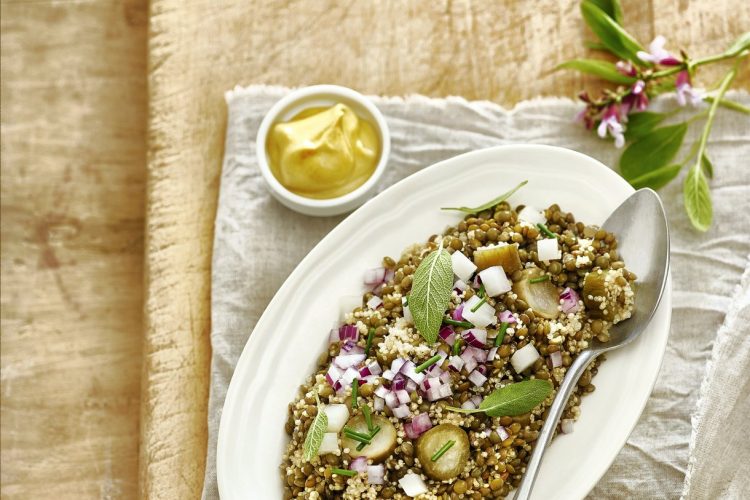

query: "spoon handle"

left=514, top=348, right=598, bottom=500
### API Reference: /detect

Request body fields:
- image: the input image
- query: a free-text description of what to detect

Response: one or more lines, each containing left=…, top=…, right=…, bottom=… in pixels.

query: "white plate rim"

left=217, top=144, right=672, bottom=499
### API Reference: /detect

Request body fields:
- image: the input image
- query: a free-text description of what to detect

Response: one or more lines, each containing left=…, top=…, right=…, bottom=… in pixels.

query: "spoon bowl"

left=515, top=188, right=670, bottom=500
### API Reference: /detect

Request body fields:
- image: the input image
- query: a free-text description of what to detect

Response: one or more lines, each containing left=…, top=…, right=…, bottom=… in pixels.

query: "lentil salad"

left=281, top=194, right=636, bottom=499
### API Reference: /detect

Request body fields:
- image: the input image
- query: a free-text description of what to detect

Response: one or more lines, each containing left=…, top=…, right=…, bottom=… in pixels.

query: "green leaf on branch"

left=627, top=164, right=682, bottom=190
left=557, top=59, right=637, bottom=84
left=623, top=111, right=669, bottom=140
left=619, top=123, right=688, bottom=183
left=587, top=0, right=624, bottom=24
left=701, top=153, right=714, bottom=179
left=703, top=96, right=750, bottom=115
left=723, top=31, right=750, bottom=57
left=684, top=166, right=713, bottom=232
left=580, top=0, right=646, bottom=64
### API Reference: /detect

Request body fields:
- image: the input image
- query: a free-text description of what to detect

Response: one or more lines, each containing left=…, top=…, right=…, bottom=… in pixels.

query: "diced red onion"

left=426, top=387, right=442, bottom=401
left=364, top=267, right=386, bottom=286
left=550, top=351, right=563, bottom=368
left=448, top=355, right=464, bottom=372
left=438, top=384, right=452, bottom=398
left=476, top=364, right=488, bottom=376
left=396, top=389, right=410, bottom=405
left=385, top=391, right=399, bottom=408
left=392, top=404, right=411, bottom=419
left=326, top=365, right=343, bottom=386
left=361, top=375, right=376, bottom=385
left=461, top=400, right=476, bottom=410
left=367, top=464, right=385, bottom=485
left=465, top=346, right=488, bottom=363
left=453, top=279, right=468, bottom=292
left=470, top=395, right=482, bottom=406
left=333, top=380, right=343, bottom=393
left=401, top=361, right=426, bottom=384
left=498, top=310, right=516, bottom=324
left=561, top=419, right=574, bottom=434
left=339, top=325, right=359, bottom=342
left=391, top=373, right=407, bottom=391
left=461, top=328, right=487, bottom=348
left=335, top=353, right=365, bottom=369
left=350, top=456, right=368, bottom=473
left=420, top=377, right=441, bottom=391
left=497, top=426, right=510, bottom=441
left=342, top=368, right=360, bottom=386
left=341, top=339, right=364, bottom=354
left=405, top=379, right=417, bottom=393
left=452, top=303, right=465, bottom=321
left=468, top=369, right=488, bottom=387
left=560, top=287, right=581, bottom=313
left=384, top=268, right=395, bottom=283
left=390, top=358, right=406, bottom=374
left=487, top=347, right=498, bottom=361
left=359, top=360, right=381, bottom=377
left=329, top=328, right=340, bottom=343
left=367, top=295, right=383, bottom=310
left=461, top=351, right=478, bottom=373
left=382, top=369, right=395, bottom=381
left=373, top=396, right=385, bottom=411
left=439, top=325, right=456, bottom=344
left=374, top=385, right=390, bottom=399
left=439, top=371, right=451, bottom=384
left=473, top=274, right=481, bottom=289
left=404, top=413, right=433, bottom=439
left=435, top=350, right=449, bottom=362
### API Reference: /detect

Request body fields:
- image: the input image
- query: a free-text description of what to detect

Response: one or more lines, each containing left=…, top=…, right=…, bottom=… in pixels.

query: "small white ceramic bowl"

left=255, top=85, right=391, bottom=217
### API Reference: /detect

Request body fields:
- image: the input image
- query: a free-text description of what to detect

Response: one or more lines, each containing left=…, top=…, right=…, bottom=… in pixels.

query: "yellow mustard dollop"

left=267, top=103, right=380, bottom=199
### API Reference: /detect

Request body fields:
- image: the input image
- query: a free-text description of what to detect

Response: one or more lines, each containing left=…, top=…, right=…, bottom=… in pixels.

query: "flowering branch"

left=560, top=0, right=749, bottom=231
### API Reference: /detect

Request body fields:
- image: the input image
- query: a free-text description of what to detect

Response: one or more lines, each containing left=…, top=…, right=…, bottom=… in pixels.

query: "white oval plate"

left=217, top=144, right=671, bottom=499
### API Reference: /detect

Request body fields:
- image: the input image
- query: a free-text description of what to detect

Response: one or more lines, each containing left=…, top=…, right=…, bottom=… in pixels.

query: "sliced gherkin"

left=512, top=267, right=560, bottom=319
left=415, top=424, right=470, bottom=480
left=341, top=414, right=396, bottom=463
left=473, top=244, right=522, bottom=273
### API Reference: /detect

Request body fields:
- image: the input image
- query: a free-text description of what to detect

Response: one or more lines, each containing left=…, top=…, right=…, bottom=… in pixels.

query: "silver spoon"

left=514, top=188, right=670, bottom=500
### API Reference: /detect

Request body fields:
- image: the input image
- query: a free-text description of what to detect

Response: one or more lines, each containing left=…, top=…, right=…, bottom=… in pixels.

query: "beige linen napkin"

left=203, top=86, right=750, bottom=499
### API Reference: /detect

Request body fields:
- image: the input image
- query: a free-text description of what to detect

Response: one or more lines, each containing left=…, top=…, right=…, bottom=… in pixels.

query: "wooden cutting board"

left=2, top=0, right=747, bottom=498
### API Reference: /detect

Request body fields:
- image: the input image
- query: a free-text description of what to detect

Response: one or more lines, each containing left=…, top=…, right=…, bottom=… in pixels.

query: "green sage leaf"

left=619, top=123, right=688, bottom=182
left=447, top=379, right=552, bottom=417
left=723, top=31, right=750, bottom=57
left=700, top=153, right=714, bottom=179
left=684, top=166, right=712, bottom=232
left=581, top=0, right=645, bottom=64
left=627, top=164, right=682, bottom=190
left=624, top=111, right=669, bottom=141
left=557, top=59, right=637, bottom=84
left=588, top=0, right=624, bottom=24
left=409, top=243, right=453, bottom=344
left=303, top=397, right=328, bottom=461
left=441, top=180, right=528, bottom=214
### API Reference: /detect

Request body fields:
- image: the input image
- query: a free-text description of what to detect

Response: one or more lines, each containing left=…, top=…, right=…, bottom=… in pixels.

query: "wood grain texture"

left=1, top=0, right=747, bottom=498
left=143, top=1, right=747, bottom=498
left=0, top=0, right=147, bottom=498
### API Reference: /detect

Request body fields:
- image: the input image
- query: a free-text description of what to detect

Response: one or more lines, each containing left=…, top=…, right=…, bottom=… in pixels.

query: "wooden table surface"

left=2, top=0, right=747, bottom=498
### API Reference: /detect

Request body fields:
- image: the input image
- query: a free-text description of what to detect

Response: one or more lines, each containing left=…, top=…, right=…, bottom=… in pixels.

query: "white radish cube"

left=537, top=238, right=561, bottom=261
left=478, top=266, right=512, bottom=297
left=451, top=251, right=477, bottom=282
left=518, top=206, right=546, bottom=225
left=462, top=295, right=496, bottom=328
left=399, top=472, right=429, bottom=497
left=324, top=404, right=350, bottom=432
left=402, top=297, right=413, bottom=323
left=318, top=432, right=339, bottom=455
left=510, top=343, right=541, bottom=373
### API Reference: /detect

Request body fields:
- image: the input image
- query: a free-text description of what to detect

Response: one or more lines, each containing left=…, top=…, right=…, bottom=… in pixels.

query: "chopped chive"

left=364, top=327, right=376, bottom=358
left=529, top=275, right=550, bottom=284
left=415, top=354, right=442, bottom=373
left=362, top=405, right=373, bottom=431
left=444, top=318, right=474, bottom=328
left=470, top=296, right=487, bottom=312
left=430, top=440, right=456, bottom=462
left=343, top=427, right=372, bottom=441
left=536, top=223, right=559, bottom=239
left=478, top=283, right=486, bottom=298
left=331, top=467, right=357, bottom=477
left=351, top=379, right=359, bottom=409
left=495, top=322, right=509, bottom=347
left=453, top=337, right=463, bottom=356
left=356, top=425, right=381, bottom=451
left=343, top=432, right=371, bottom=445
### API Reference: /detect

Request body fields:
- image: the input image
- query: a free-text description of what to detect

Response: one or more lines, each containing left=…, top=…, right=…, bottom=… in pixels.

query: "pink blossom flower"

left=622, top=80, right=649, bottom=114
left=675, top=70, right=704, bottom=106
left=637, top=36, right=681, bottom=66
left=615, top=60, right=637, bottom=77
left=597, top=105, right=625, bottom=148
